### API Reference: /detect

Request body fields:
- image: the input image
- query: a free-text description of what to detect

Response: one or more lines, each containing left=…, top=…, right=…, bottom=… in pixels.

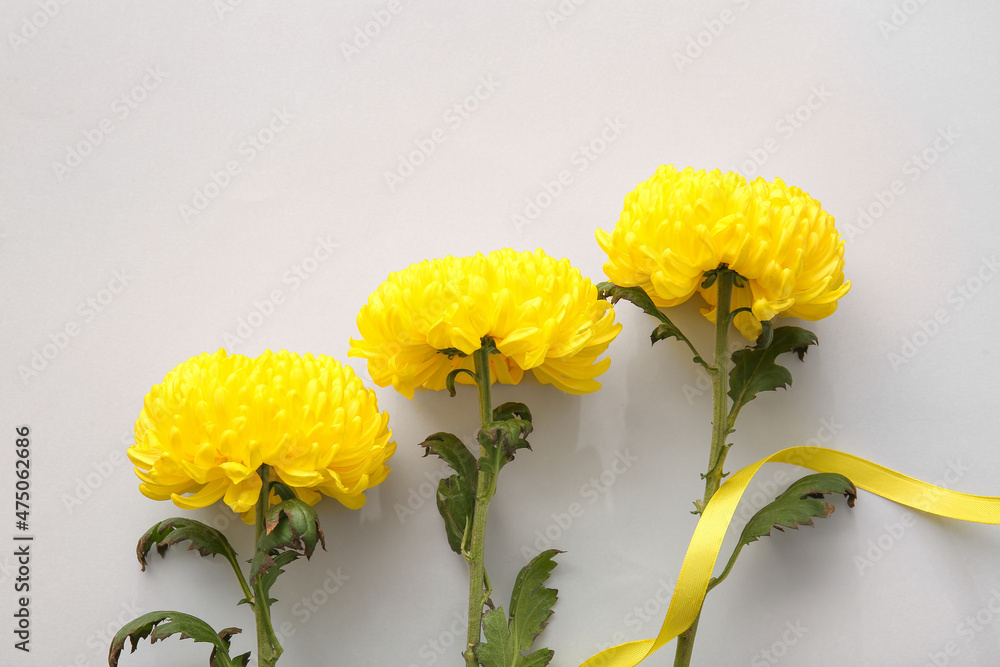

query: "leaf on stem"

left=728, top=326, right=818, bottom=416
left=475, top=549, right=561, bottom=667
left=249, top=499, right=325, bottom=585
left=108, top=610, right=243, bottom=667
left=136, top=518, right=239, bottom=572
left=477, top=417, right=533, bottom=478
left=596, top=282, right=665, bottom=323
left=421, top=432, right=478, bottom=555
left=711, top=473, right=857, bottom=592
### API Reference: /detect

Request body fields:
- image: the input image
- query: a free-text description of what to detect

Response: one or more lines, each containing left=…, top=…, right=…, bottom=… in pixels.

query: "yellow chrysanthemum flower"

left=596, top=164, right=851, bottom=338
left=348, top=248, right=621, bottom=398
left=128, top=349, right=396, bottom=514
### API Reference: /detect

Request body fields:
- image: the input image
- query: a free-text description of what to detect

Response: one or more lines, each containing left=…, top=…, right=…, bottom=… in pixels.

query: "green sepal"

left=108, top=610, right=245, bottom=667
left=728, top=326, right=818, bottom=415
left=270, top=481, right=296, bottom=501
left=136, top=517, right=240, bottom=572
left=710, top=473, right=857, bottom=592
left=421, top=432, right=478, bottom=555
left=446, top=368, right=479, bottom=397
left=475, top=549, right=561, bottom=667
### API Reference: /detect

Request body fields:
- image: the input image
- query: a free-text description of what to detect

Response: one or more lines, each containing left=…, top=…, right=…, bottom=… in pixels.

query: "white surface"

left=2, top=1, right=999, bottom=666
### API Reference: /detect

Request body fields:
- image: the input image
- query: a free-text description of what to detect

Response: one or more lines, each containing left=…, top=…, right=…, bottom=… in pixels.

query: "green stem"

left=463, top=343, right=495, bottom=667
left=674, top=268, right=735, bottom=667
left=253, top=465, right=283, bottom=667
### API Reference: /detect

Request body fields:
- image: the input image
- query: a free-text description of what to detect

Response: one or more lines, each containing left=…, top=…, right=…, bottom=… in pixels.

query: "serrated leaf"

left=596, top=282, right=663, bottom=320
left=249, top=499, right=324, bottom=585
left=476, top=550, right=560, bottom=667
left=250, top=550, right=299, bottom=604
left=728, top=326, right=818, bottom=414
left=741, top=473, right=856, bottom=545
left=477, top=418, right=533, bottom=477
left=421, top=432, right=477, bottom=480
left=136, top=518, right=240, bottom=572
left=651, top=322, right=685, bottom=346
left=108, top=610, right=240, bottom=667
left=508, top=549, right=560, bottom=650
left=711, top=473, right=857, bottom=592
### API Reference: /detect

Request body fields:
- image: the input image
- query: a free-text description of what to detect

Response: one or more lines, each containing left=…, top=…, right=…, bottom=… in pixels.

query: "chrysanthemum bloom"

left=348, top=248, right=621, bottom=398
left=596, top=164, right=851, bottom=338
left=128, top=349, right=396, bottom=513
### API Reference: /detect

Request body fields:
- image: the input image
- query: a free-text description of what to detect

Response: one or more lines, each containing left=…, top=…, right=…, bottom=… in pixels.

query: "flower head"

left=596, top=164, right=850, bottom=338
left=349, top=248, right=621, bottom=398
left=129, top=349, right=396, bottom=514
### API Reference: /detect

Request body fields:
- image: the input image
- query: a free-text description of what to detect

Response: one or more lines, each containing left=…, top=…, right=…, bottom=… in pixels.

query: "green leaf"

left=421, top=432, right=477, bottom=481
left=728, top=326, right=818, bottom=415
left=476, top=549, right=560, bottom=667
left=650, top=322, right=685, bottom=346
left=421, top=432, right=478, bottom=555
left=249, top=550, right=299, bottom=606
left=596, top=282, right=665, bottom=322
left=710, top=473, right=857, bottom=593
left=249, top=499, right=325, bottom=585
left=492, top=402, right=532, bottom=424
left=477, top=418, right=533, bottom=477
left=136, top=517, right=240, bottom=572
left=741, top=473, right=857, bottom=542
left=597, top=281, right=708, bottom=367
left=108, top=610, right=242, bottom=667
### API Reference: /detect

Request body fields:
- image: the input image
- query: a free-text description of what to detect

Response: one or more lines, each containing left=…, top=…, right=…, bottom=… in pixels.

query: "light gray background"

left=2, top=1, right=999, bottom=666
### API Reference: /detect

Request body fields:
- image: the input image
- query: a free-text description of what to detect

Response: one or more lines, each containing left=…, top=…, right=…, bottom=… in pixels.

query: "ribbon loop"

left=579, top=446, right=1000, bottom=667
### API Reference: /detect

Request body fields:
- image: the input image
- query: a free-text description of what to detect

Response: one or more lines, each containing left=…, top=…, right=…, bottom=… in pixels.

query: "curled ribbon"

left=578, top=446, right=1000, bottom=667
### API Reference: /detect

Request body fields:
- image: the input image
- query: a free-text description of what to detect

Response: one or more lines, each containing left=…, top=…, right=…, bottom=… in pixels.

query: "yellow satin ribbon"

left=579, top=446, right=1000, bottom=667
